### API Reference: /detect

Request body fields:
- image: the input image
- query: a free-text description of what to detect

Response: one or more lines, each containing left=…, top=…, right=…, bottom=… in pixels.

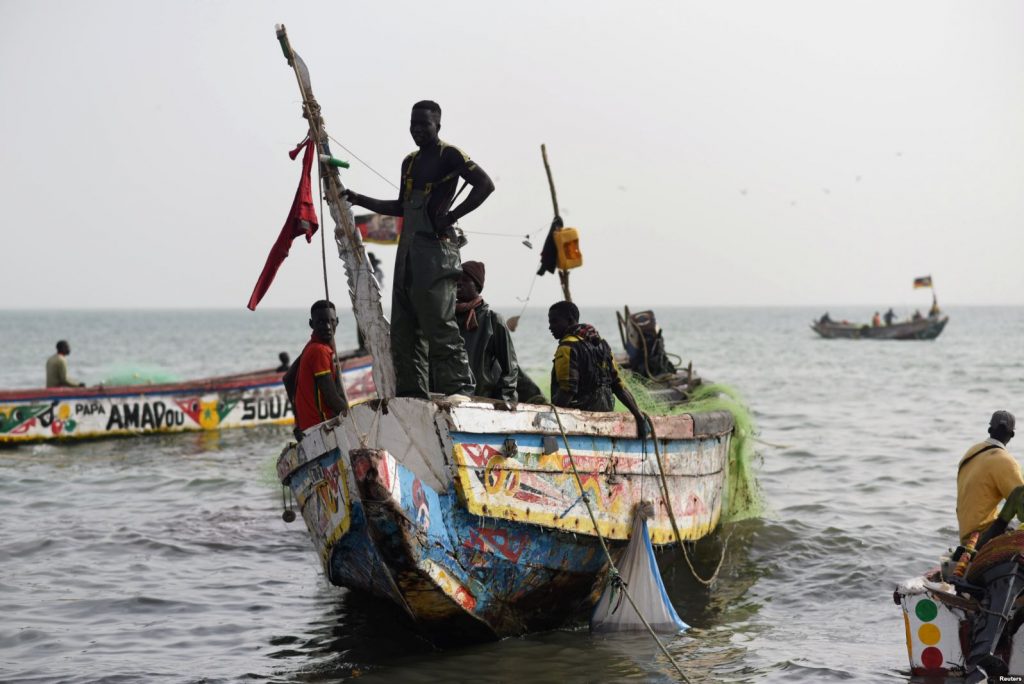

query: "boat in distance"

left=811, top=314, right=949, bottom=340
left=0, top=350, right=373, bottom=445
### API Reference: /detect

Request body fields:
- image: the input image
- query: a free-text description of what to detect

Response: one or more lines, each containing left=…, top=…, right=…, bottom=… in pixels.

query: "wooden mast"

left=541, top=144, right=572, bottom=302
left=275, top=25, right=395, bottom=399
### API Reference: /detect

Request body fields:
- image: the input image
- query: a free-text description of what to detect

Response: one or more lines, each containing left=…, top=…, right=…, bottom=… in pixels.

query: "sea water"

left=2, top=306, right=1022, bottom=682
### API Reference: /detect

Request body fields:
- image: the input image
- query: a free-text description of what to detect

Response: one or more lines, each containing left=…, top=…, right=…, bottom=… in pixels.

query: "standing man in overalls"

left=344, top=101, right=494, bottom=398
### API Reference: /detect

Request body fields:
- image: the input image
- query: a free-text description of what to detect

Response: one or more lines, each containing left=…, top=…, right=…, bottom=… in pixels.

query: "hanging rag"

left=247, top=138, right=320, bottom=310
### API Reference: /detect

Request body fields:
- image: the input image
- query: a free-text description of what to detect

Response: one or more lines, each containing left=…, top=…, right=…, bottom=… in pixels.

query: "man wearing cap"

left=955, top=410, right=1024, bottom=681
left=453, top=261, right=520, bottom=402
left=343, top=100, right=494, bottom=398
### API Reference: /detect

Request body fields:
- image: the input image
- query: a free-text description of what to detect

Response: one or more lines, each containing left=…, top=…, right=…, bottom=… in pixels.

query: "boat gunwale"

left=0, top=353, right=372, bottom=402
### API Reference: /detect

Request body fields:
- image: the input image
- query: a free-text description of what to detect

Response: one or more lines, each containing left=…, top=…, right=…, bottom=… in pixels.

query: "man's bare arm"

left=315, top=374, right=349, bottom=415
left=282, top=360, right=299, bottom=403
left=447, top=163, right=494, bottom=224
left=345, top=191, right=403, bottom=217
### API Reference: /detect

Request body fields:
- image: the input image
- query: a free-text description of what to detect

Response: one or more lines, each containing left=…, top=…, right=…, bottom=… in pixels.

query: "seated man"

left=275, top=352, right=290, bottom=372
left=956, top=410, right=1024, bottom=681
left=547, top=301, right=647, bottom=438
left=454, top=261, right=519, bottom=401
left=283, top=300, right=349, bottom=440
left=46, top=340, right=85, bottom=388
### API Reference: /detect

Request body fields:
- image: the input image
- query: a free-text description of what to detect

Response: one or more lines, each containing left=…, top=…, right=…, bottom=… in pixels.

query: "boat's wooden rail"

left=0, top=352, right=371, bottom=401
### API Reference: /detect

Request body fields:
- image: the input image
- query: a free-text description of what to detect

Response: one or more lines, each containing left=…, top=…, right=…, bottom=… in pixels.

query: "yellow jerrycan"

left=554, top=227, right=583, bottom=270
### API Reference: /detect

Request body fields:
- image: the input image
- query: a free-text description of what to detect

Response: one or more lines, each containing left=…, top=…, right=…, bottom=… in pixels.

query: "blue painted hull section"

left=318, top=447, right=614, bottom=641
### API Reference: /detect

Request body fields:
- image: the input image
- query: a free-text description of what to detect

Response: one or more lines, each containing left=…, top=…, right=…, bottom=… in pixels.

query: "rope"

left=681, top=527, right=732, bottom=588
left=510, top=271, right=540, bottom=322
left=753, top=436, right=791, bottom=449
left=327, top=134, right=400, bottom=190
left=648, top=418, right=729, bottom=587
left=325, top=133, right=539, bottom=242
left=548, top=404, right=691, bottom=683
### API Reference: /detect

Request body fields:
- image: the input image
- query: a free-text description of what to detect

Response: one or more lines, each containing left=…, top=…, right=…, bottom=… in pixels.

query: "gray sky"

left=2, top=1, right=1022, bottom=310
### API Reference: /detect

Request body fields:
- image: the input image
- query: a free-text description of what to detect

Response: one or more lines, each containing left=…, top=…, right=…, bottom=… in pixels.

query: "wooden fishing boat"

left=811, top=314, right=949, bottom=340
left=895, top=569, right=1024, bottom=678
left=269, top=25, right=743, bottom=644
left=278, top=397, right=733, bottom=642
left=0, top=351, right=373, bottom=445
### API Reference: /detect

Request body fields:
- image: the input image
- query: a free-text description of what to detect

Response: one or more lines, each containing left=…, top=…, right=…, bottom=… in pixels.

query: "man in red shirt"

left=283, top=300, right=349, bottom=437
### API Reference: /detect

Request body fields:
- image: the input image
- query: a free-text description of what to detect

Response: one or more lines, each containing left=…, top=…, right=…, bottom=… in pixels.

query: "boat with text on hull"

left=0, top=351, right=373, bottom=445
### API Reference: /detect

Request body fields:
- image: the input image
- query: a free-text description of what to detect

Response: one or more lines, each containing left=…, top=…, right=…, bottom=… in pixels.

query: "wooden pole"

left=542, top=144, right=571, bottom=302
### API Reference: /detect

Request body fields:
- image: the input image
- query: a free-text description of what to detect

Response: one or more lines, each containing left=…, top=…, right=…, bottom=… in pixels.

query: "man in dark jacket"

left=455, top=261, right=519, bottom=401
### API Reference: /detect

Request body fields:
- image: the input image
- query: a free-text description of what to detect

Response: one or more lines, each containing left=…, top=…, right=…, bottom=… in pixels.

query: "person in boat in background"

left=871, top=311, right=882, bottom=327
left=276, top=352, right=290, bottom=372
left=912, top=310, right=923, bottom=321
left=343, top=100, right=494, bottom=399
left=46, top=340, right=85, bottom=388
left=883, top=308, right=896, bottom=326
left=955, top=410, right=1024, bottom=682
left=929, top=295, right=942, bottom=318
left=453, top=260, right=519, bottom=401
left=547, top=301, right=649, bottom=438
left=818, top=312, right=832, bottom=325
left=283, top=300, right=349, bottom=441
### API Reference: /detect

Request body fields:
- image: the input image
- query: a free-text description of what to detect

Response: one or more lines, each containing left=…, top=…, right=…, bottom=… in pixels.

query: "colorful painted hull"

left=811, top=315, right=949, bottom=340
left=0, top=354, right=374, bottom=444
left=895, top=573, right=1024, bottom=677
left=277, top=398, right=733, bottom=642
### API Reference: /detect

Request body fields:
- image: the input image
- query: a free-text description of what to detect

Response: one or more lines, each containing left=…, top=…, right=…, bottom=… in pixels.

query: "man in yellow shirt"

left=957, top=411, right=1023, bottom=543
left=955, top=410, right=1023, bottom=682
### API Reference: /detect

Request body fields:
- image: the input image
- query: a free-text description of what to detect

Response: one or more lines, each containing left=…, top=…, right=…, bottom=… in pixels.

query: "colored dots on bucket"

left=918, top=623, right=940, bottom=645
left=921, top=646, right=944, bottom=669
left=915, top=599, right=938, bottom=622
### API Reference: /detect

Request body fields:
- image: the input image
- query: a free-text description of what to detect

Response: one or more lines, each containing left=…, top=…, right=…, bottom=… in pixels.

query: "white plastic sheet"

left=591, top=513, right=688, bottom=633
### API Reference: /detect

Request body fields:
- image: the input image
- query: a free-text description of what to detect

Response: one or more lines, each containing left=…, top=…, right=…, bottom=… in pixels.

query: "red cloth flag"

left=247, top=138, right=320, bottom=310
left=913, top=275, right=932, bottom=289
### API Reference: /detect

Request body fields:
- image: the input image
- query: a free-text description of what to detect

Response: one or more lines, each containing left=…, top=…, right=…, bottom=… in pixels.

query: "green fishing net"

left=621, top=374, right=765, bottom=523
left=523, top=368, right=765, bottom=523
left=102, top=365, right=180, bottom=387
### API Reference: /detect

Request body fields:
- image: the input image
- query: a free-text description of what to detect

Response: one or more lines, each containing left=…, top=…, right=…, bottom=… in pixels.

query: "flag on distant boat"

left=355, top=214, right=403, bottom=244
left=247, top=138, right=319, bottom=311
left=913, top=275, right=933, bottom=289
